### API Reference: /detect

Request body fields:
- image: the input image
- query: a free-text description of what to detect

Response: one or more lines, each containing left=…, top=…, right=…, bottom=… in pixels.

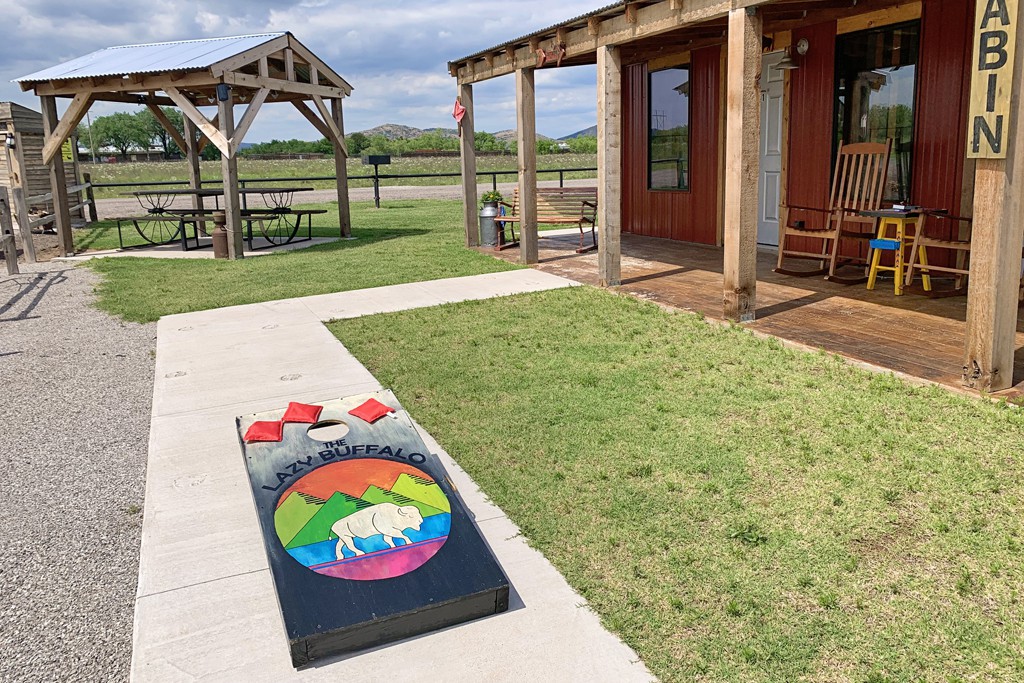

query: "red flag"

left=452, top=98, right=467, bottom=124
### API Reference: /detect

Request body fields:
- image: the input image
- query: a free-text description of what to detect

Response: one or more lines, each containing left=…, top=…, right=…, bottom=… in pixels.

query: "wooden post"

left=515, top=67, right=538, bottom=264
left=12, top=187, right=36, bottom=264
left=218, top=90, right=244, bottom=259
left=40, top=95, right=74, bottom=256
left=963, top=1, right=1024, bottom=391
left=183, top=118, right=205, bottom=216
left=0, top=187, right=18, bottom=275
left=722, top=7, right=762, bottom=322
left=83, top=172, right=98, bottom=222
left=331, top=98, right=352, bottom=238
left=458, top=83, right=479, bottom=247
left=597, top=44, right=623, bottom=287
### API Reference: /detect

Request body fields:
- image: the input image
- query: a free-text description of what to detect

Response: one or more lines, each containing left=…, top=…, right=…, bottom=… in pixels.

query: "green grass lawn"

left=82, top=154, right=597, bottom=198
left=330, top=287, right=1024, bottom=683
left=80, top=199, right=518, bottom=322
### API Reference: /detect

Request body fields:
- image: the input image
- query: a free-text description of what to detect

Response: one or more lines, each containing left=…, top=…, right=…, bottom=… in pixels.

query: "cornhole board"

left=237, top=390, right=510, bottom=667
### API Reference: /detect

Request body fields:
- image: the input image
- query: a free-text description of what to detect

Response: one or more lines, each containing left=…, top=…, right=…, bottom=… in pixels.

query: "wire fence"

left=91, top=167, right=599, bottom=194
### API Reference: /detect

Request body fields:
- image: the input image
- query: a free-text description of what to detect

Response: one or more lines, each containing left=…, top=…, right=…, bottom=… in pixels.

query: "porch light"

left=4, top=132, right=14, bottom=149
left=777, top=49, right=800, bottom=70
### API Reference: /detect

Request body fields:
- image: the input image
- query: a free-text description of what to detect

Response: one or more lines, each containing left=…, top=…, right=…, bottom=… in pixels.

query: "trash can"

left=479, top=202, right=499, bottom=247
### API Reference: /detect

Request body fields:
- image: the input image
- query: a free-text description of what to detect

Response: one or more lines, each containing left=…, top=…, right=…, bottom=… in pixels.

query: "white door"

left=757, top=51, right=785, bottom=247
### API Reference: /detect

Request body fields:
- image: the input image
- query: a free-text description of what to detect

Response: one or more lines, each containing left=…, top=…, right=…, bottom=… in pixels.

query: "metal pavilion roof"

left=15, top=33, right=287, bottom=84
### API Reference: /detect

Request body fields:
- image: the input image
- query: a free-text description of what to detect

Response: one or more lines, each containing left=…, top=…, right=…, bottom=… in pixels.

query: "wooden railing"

left=6, top=174, right=97, bottom=265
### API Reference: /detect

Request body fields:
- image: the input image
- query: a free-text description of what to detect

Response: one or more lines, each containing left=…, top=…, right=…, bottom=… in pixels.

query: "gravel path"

left=94, top=178, right=598, bottom=219
left=0, top=262, right=155, bottom=682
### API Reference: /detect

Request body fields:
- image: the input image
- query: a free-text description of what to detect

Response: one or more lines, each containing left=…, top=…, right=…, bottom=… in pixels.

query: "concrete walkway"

left=133, top=269, right=654, bottom=682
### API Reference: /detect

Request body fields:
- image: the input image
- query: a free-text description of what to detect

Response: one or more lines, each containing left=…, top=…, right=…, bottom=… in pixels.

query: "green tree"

left=91, top=111, right=150, bottom=159
left=136, top=107, right=185, bottom=158
left=347, top=132, right=369, bottom=156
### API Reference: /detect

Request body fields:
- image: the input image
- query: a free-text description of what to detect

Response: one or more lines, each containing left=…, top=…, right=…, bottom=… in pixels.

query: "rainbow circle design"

left=273, top=459, right=451, bottom=581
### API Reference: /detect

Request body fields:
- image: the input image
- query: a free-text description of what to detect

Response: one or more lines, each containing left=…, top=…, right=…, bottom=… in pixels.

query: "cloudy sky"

left=2, top=0, right=603, bottom=141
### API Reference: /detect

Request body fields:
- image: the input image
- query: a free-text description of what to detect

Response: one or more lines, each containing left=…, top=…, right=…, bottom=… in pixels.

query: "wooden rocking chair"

left=775, top=139, right=892, bottom=281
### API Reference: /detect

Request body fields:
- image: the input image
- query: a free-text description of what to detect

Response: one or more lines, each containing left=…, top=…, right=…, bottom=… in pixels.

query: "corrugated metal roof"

left=15, top=33, right=287, bottom=84
left=450, top=2, right=626, bottom=64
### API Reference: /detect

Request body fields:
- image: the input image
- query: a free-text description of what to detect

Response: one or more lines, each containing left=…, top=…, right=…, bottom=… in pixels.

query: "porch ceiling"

left=449, top=0, right=921, bottom=82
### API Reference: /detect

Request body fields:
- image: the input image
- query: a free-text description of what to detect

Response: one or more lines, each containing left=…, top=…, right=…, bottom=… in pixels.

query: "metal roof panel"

left=15, top=33, right=286, bottom=83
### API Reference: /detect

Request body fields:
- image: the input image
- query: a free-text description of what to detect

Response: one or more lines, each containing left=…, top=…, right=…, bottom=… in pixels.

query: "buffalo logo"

left=273, top=459, right=451, bottom=581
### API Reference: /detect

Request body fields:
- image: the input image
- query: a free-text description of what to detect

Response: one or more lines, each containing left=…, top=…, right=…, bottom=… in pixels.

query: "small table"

left=859, top=209, right=927, bottom=296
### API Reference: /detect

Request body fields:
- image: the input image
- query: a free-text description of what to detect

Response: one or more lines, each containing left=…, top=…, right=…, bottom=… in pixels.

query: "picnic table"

left=114, top=187, right=324, bottom=252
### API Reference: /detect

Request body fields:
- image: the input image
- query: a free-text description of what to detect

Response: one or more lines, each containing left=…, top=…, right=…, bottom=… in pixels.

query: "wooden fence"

left=3, top=174, right=96, bottom=267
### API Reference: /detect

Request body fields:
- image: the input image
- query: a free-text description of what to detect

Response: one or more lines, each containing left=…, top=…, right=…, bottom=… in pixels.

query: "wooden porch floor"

left=489, top=231, right=1024, bottom=396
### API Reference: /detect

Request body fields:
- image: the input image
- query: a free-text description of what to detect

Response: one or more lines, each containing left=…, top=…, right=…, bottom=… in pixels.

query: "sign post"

left=967, top=0, right=1019, bottom=158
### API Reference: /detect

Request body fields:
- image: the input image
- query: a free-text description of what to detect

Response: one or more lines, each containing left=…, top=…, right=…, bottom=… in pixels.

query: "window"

left=834, top=21, right=920, bottom=202
left=649, top=66, right=690, bottom=191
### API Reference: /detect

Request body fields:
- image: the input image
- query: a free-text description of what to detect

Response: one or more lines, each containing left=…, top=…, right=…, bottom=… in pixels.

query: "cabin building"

left=449, top=0, right=1024, bottom=393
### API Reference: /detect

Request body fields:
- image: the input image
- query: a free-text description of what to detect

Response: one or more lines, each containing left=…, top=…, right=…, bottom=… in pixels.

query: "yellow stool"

left=865, top=211, right=922, bottom=295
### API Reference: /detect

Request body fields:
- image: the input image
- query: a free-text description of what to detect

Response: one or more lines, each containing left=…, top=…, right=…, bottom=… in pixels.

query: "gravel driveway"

left=0, top=263, right=155, bottom=682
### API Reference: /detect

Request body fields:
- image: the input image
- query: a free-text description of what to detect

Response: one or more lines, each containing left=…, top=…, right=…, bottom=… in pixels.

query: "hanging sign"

left=967, top=0, right=1019, bottom=158
left=61, top=139, right=74, bottom=163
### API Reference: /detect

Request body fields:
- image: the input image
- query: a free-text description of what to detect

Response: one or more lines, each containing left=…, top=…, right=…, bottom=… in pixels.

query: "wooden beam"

left=31, top=71, right=217, bottom=97
left=287, top=35, right=354, bottom=94
left=11, top=187, right=36, bottom=263
left=258, top=57, right=269, bottom=78
left=1, top=187, right=18, bottom=275
left=218, top=91, right=244, bottom=259
left=165, top=86, right=231, bottom=158
left=311, top=95, right=345, bottom=149
left=458, top=84, right=479, bottom=248
left=331, top=98, right=351, bottom=238
left=196, top=113, right=219, bottom=154
left=220, top=71, right=345, bottom=99
left=230, top=87, right=269, bottom=157
left=41, top=92, right=93, bottom=165
left=39, top=95, right=73, bottom=256
left=515, top=68, right=538, bottom=264
left=597, top=44, right=623, bottom=287
left=963, top=0, right=1024, bottom=391
left=146, top=102, right=189, bottom=156
left=722, top=6, right=762, bottom=322
left=292, top=100, right=334, bottom=141
left=285, top=48, right=295, bottom=81
left=588, top=17, right=602, bottom=36
left=209, top=34, right=289, bottom=76
left=456, top=0, right=736, bottom=84
left=183, top=117, right=204, bottom=215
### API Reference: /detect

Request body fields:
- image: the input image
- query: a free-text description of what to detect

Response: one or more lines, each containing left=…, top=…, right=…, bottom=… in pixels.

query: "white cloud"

left=3, top=0, right=600, bottom=139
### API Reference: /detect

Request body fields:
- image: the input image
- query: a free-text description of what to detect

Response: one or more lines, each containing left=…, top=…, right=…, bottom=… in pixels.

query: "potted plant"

left=481, top=190, right=503, bottom=209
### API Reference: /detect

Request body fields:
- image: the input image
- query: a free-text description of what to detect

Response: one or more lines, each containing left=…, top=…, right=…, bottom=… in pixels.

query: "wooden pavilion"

left=15, top=32, right=352, bottom=259
left=448, top=0, right=1024, bottom=393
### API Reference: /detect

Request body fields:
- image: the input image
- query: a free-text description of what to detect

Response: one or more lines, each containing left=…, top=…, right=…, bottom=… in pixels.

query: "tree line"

left=77, top=108, right=598, bottom=161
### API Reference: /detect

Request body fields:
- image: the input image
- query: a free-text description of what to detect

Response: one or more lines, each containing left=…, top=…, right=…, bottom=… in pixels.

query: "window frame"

left=647, top=64, right=692, bottom=193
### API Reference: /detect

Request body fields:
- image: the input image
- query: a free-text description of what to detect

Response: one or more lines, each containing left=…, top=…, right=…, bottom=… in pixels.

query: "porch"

left=490, top=230, right=1024, bottom=396
left=449, top=0, right=1024, bottom=393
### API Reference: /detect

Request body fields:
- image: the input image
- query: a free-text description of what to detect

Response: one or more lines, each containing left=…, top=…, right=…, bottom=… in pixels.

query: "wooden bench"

left=495, top=187, right=598, bottom=253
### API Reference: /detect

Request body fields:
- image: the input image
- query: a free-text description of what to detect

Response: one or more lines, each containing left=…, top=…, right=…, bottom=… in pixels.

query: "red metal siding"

left=912, top=0, right=974, bottom=246
left=622, top=45, right=721, bottom=244
left=784, top=21, right=838, bottom=255
left=785, top=7, right=974, bottom=260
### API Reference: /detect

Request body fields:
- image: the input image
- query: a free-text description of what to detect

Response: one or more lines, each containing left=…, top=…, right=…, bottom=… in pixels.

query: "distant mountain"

left=493, top=129, right=554, bottom=142
left=559, top=125, right=597, bottom=140
left=354, top=123, right=559, bottom=142
left=355, top=124, right=460, bottom=140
